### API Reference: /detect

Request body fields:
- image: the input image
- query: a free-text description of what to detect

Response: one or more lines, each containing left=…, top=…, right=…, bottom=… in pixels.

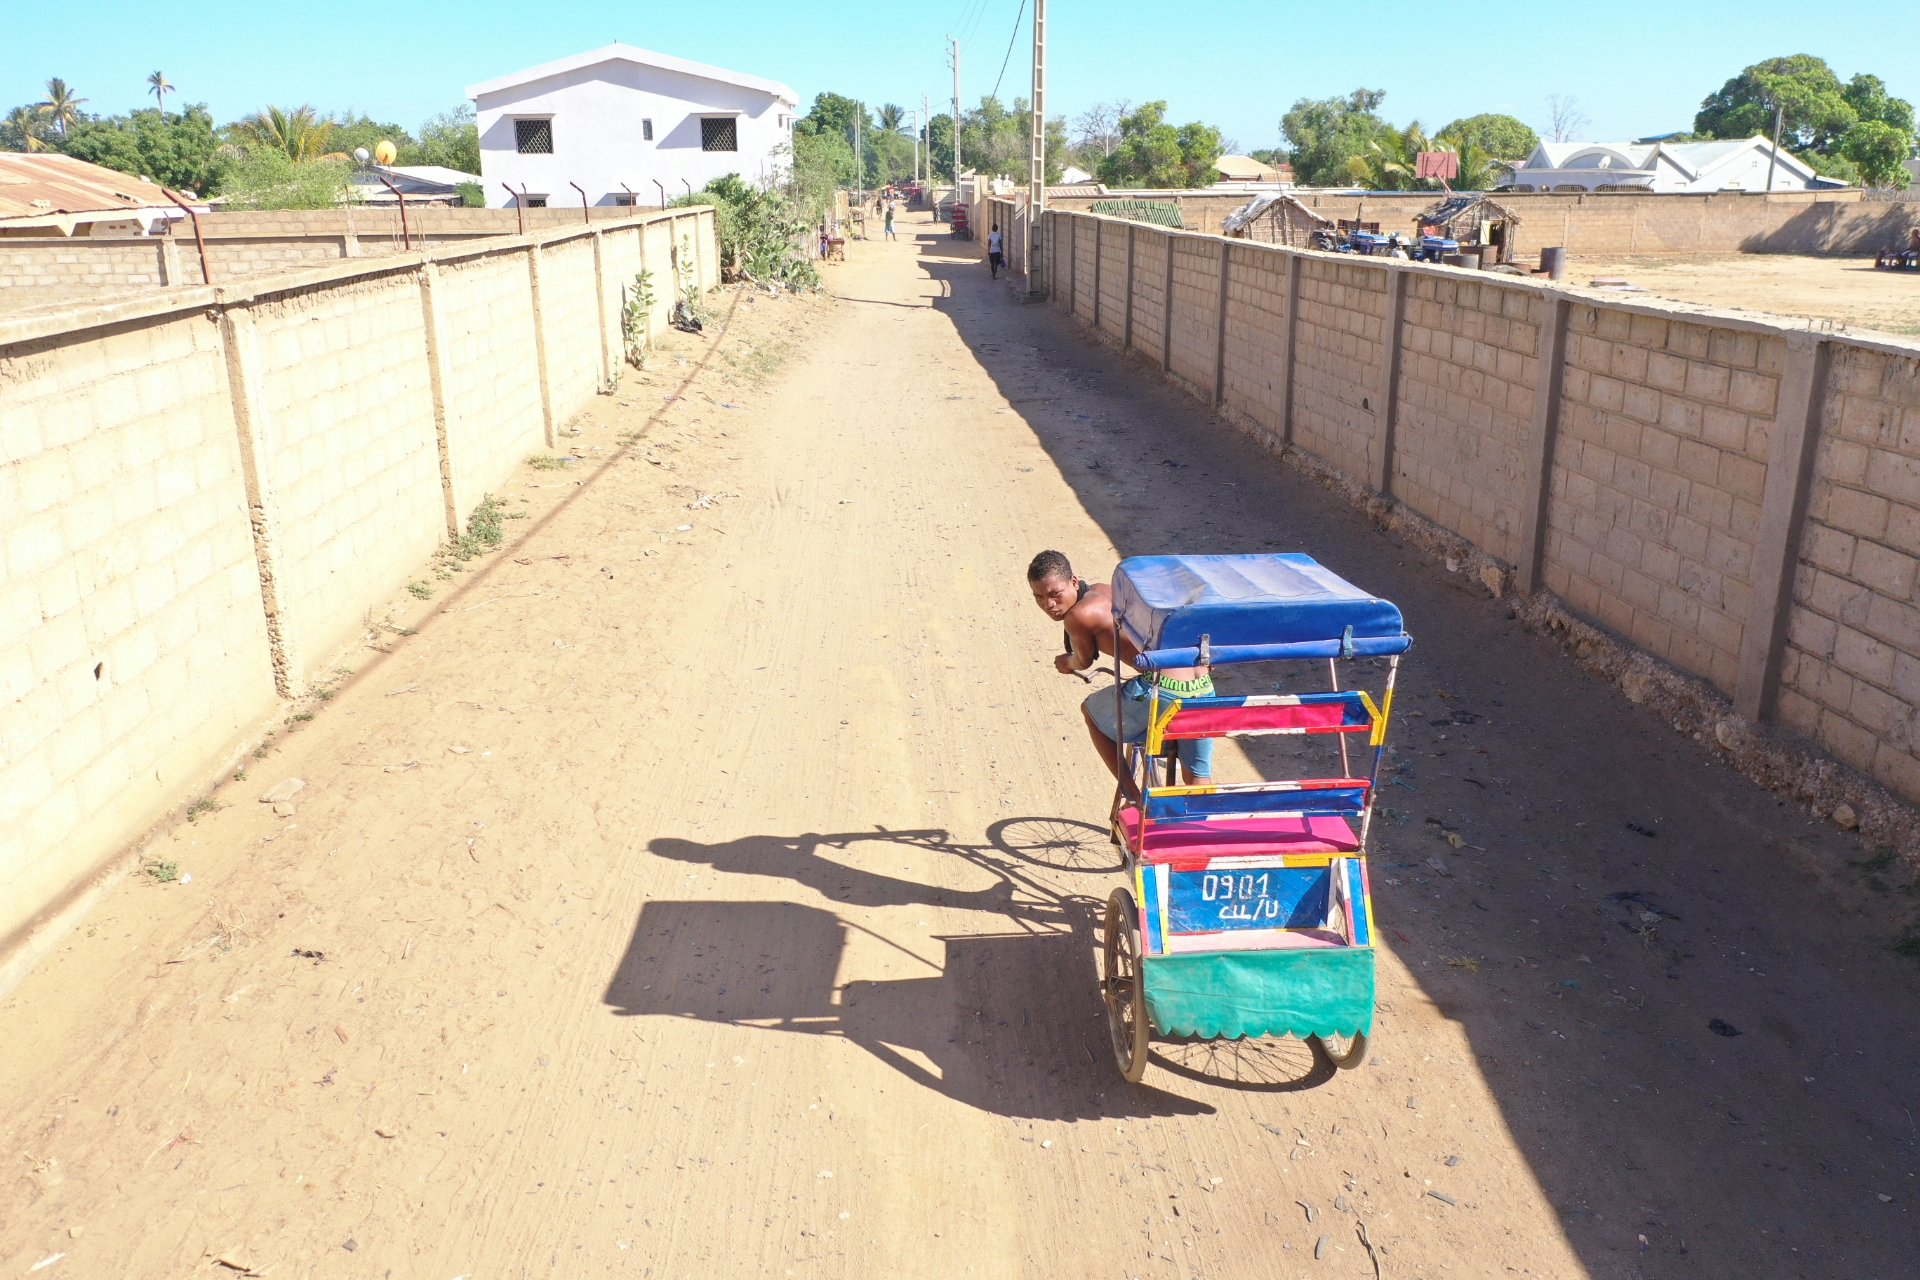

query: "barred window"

left=642, top=118, right=654, bottom=141
left=515, top=119, right=553, bottom=154
left=700, top=117, right=738, bottom=153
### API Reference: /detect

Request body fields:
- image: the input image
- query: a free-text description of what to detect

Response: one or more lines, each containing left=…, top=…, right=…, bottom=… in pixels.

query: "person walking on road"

left=988, top=224, right=1004, bottom=278
left=884, top=204, right=896, bottom=240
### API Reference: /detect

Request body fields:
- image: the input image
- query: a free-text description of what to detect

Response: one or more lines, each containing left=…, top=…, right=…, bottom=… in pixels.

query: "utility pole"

left=1764, top=103, right=1783, bottom=196
left=854, top=101, right=863, bottom=211
left=1027, top=0, right=1046, bottom=294
left=948, top=37, right=962, bottom=188
left=921, top=95, right=931, bottom=187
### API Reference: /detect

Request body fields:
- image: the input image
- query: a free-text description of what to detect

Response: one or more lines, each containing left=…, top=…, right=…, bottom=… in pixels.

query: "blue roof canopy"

left=1113, top=554, right=1411, bottom=669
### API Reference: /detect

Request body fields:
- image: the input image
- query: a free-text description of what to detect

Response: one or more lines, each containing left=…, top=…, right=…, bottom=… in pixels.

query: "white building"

left=1508, top=136, right=1840, bottom=194
left=466, top=43, right=798, bottom=210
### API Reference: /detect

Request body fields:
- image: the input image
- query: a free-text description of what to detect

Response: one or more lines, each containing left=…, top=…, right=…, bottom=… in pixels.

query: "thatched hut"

left=1413, top=195, right=1522, bottom=263
left=1220, top=193, right=1333, bottom=246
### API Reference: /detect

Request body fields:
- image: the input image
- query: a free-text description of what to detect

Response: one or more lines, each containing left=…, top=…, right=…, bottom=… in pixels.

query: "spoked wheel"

left=1103, top=888, right=1151, bottom=1083
left=992, top=817, right=1123, bottom=873
left=1309, top=1030, right=1369, bottom=1070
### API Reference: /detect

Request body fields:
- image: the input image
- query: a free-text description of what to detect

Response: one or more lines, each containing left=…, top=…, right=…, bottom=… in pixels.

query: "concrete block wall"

left=1392, top=276, right=1540, bottom=567
left=1, top=312, right=280, bottom=954
left=1218, top=244, right=1293, bottom=444
left=1094, top=222, right=1126, bottom=341
left=1542, top=313, right=1781, bottom=692
left=535, top=237, right=607, bottom=429
left=250, top=272, right=449, bottom=679
left=0, top=207, right=716, bottom=962
left=1167, top=239, right=1221, bottom=393
left=1782, top=347, right=1920, bottom=794
left=1290, top=258, right=1388, bottom=482
left=1044, top=206, right=1920, bottom=814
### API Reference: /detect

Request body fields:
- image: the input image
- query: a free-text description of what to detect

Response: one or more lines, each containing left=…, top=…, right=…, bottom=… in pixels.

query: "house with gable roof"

left=467, top=43, right=798, bottom=210
left=1507, top=136, right=1843, bottom=194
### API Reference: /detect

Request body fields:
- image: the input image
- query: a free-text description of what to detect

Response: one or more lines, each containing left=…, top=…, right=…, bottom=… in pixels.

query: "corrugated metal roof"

left=0, top=153, right=182, bottom=222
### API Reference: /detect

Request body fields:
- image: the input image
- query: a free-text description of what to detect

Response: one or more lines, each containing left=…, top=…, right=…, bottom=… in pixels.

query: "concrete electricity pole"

left=948, top=37, right=961, bottom=188
left=1027, top=0, right=1046, bottom=294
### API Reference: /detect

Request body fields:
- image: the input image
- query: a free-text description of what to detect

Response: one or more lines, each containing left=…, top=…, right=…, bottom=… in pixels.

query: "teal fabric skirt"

left=1141, top=946, right=1373, bottom=1040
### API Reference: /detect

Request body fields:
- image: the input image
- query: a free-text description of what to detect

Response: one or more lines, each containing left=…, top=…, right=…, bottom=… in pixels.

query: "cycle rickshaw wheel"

left=1103, top=888, right=1151, bottom=1083
left=1309, top=1031, right=1369, bottom=1070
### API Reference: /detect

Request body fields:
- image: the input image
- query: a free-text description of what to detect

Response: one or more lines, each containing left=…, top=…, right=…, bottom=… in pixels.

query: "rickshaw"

left=1099, top=554, right=1409, bottom=1082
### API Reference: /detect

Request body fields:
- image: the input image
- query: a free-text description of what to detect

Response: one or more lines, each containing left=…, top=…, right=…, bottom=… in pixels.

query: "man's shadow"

left=604, top=826, right=1219, bottom=1118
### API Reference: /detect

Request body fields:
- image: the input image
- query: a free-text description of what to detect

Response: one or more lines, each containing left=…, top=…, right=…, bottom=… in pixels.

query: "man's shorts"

left=989, top=251, right=1004, bottom=267
left=1083, top=677, right=1215, bottom=778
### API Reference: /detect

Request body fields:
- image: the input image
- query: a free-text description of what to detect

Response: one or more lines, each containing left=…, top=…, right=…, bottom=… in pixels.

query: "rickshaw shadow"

left=607, top=819, right=1217, bottom=1118
left=1148, top=1034, right=1335, bottom=1092
left=605, top=898, right=1210, bottom=1118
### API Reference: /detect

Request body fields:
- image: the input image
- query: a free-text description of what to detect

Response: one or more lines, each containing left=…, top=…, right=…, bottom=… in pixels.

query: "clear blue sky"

left=7, top=0, right=1914, bottom=152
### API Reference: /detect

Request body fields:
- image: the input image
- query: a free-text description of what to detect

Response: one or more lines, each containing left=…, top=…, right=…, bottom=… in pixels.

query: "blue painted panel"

left=1166, top=866, right=1329, bottom=934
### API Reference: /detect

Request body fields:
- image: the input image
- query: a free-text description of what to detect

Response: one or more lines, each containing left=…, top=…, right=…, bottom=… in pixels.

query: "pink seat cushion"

left=1119, top=807, right=1358, bottom=864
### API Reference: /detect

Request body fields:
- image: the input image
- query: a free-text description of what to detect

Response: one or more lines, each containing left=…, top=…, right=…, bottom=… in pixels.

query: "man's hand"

left=1054, top=652, right=1078, bottom=675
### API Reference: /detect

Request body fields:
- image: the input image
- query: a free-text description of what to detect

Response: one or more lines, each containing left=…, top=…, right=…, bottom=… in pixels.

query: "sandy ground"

left=2, top=212, right=1917, bottom=1280
left=1566, top=253, right=1920, bottom=338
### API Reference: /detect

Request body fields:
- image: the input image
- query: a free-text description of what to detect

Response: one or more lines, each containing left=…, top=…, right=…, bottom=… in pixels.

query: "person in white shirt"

left=987, top=225, right=1004, bottom=278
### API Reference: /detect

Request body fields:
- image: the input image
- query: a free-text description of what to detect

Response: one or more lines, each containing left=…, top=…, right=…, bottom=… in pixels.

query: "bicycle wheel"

left=1103, top=888, right=1151, bottom=1083
left=1309, top=1030, right=1369, bottom=1070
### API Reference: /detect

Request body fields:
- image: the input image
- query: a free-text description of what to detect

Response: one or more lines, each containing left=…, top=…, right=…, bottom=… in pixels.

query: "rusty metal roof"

left=0, top=153, right=187, bottom=228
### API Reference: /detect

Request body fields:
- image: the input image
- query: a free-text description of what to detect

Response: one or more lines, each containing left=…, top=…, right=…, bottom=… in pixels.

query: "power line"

left=990, top=0, right=1028, bottom=102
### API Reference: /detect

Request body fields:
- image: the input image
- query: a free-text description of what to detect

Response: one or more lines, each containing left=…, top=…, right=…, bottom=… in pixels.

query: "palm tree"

left=877, top=103, right=908, bottom=134
left=4, top=105, right=50, bottom=152
left=231, top=105, right=341, bottom=162
left=148, top=71, right=174, bottom=113
left=36, top=78, right=88, bottom=137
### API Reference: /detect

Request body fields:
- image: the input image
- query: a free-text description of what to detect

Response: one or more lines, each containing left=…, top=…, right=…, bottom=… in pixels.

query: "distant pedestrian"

left=987, top=223, right=1004, bottom=278
left=884, top=204, right=896, bottom=240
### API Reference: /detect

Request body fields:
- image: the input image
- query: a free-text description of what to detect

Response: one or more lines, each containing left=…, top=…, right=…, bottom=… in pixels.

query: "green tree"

left=405, top=104, right=480, bottom=174
left=876, top=103, right=908, bottom=134
left=3, top=105, right=51, bottom=152
left=229, top=105, right=340, bottom=162
left=59, top=103, right=227, bottom=193
left=1841, top=119, right=1912, bottom=189
left=795, top=93, right=869, bottom=145
left=1282, top=89, right=1392, bottom=187
left=672, top=173, right=819, bottom=289
left=1843, top=73, right=1915, bottom=135
left=1437, top=113, right=1538, bottom=160
left=326, top=112, right=415, bottom=163
left=1096, top=100, right=1222, bottom=189
left=1695, top=55, right=1860, bottom=153
left=147, top=72, right=174, bottom=113
left=926, top=113, right=955, bottom=180
left=219, top=150, right=354, bottom=209
left=37, top=77, right=88, bottom=137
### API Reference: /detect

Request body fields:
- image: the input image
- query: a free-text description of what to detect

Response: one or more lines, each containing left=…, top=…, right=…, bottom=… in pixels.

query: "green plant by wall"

left=622, top=267, right=656, bottom=368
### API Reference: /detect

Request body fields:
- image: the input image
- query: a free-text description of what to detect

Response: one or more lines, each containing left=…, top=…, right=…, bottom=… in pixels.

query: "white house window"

left=700, top=118, right=738, bottom=153
left=642, top=118, right=654, bottom=141
left=612, top=193, right=638, bottom=207
left=515, top=119, right=553, bottom=154
left=521, top=193, right=548, bottom=208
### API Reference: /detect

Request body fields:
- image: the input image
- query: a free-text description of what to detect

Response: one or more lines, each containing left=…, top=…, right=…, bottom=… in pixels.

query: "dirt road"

left=3, top=213, right=1917, bottom=1279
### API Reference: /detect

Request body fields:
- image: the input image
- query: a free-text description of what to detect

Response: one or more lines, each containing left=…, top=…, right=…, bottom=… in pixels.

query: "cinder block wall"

left=0, top=206, right=717, bottom=962
left=1043, top=208, right=1920, bottom=814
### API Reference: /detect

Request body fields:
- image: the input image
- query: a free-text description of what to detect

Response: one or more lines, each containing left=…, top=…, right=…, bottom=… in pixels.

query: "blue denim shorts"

left=1083, top=677, right=1216, bottom=778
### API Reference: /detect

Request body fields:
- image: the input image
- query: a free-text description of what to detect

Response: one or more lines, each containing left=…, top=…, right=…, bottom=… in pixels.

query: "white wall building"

left=466, top=43, right=798, bottom=210
left=1508, top=136, right=1840, bottom=194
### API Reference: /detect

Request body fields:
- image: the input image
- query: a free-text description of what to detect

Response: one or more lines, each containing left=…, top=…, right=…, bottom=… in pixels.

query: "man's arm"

left=1057, top=606, right=1103, bottom=674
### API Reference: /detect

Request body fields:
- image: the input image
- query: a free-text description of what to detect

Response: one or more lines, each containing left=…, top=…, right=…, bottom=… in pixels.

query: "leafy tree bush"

left=406, top=104, right=480, bottom=174
left=1694, top=55, right=1915, bottom=187
left=676, top=174, right=819, bottom=290
left=58, top=104, right=226, bottom=193
left=1096, top=101, right=1222, bottom=189
left=219, top=150, right=355, bottom=210
left=1437, top=113, right=1538, bottom=160
left=1282, top=90, right=1392, bottom=187
left=326, top=112, right=414, bottom=162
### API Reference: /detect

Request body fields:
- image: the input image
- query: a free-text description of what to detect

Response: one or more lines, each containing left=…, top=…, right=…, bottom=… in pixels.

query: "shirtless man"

left=1026, top=550, right=1213, bottom=794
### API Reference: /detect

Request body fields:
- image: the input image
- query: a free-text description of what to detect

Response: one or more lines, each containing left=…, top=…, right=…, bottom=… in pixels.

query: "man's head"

left=1028, top=550, right=1079, bottom=620
left=992, top=223, right=1000, bottom=232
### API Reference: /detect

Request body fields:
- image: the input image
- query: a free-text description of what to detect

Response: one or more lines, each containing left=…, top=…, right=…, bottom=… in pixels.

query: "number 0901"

left=1201, top=872, right=1270, bottom=901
